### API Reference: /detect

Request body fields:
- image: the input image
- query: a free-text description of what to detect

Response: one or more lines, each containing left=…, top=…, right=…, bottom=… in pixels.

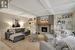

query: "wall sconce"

left=0, top=0, right=8, bottom=8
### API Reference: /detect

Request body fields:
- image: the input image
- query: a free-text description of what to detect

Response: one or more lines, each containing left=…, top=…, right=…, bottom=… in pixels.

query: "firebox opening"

left=41, top=27, right=47, bottom=32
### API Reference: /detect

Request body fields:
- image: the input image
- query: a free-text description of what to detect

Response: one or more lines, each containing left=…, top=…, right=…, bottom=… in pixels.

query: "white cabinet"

left=54, top=13, right=73, bottom=35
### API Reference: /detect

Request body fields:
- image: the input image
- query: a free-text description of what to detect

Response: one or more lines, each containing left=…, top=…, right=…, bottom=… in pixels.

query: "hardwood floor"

left=2, top=39, right=40, bottom=50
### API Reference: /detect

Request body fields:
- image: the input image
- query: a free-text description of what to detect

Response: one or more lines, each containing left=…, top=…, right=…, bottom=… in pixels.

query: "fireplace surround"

left=36, top=15, right=54, bottom=34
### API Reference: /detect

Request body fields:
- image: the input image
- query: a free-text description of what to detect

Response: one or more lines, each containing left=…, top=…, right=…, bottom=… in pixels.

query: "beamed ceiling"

left=0, top=0, right=75, bottom=17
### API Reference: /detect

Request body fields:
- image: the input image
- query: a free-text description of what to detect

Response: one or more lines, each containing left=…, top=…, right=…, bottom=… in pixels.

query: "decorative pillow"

left=56, top=41, right=70, bottom=50
left=9, top=29, right=15, bottom=33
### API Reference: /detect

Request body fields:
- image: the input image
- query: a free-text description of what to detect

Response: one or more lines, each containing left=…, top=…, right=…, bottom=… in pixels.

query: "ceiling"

left=0, top=0, right=75, bottom=17
left=0, top=8, right=36, bottom=18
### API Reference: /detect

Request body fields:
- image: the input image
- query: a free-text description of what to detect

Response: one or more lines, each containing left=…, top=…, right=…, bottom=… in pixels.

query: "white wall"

left=24, top=19, right=37, bottom=34
left=0, top=21, right=9, bottom=39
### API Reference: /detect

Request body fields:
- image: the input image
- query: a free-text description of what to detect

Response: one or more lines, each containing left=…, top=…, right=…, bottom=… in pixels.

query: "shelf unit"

left=55, top=13, right=73, bottom=35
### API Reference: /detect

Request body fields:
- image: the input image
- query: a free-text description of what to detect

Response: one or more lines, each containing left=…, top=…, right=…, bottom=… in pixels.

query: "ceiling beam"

left=39, top=0, right=55, bottom=15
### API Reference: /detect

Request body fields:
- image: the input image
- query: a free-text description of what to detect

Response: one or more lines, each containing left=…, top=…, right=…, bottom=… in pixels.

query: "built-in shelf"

left=37, top=15, right=54, bottom=25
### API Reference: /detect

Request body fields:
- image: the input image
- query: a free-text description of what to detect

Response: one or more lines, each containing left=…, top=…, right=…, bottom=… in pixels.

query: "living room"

left=0, top=0, right=75, bottom=50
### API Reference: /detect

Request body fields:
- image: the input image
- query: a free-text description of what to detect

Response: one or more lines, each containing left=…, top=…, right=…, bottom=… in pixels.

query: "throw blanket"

left=9, top=33, right=24, bottom=40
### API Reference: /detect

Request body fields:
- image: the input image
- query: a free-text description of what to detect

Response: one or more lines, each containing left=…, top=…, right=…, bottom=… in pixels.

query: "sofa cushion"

left=8, top=29, right=15, bottom=33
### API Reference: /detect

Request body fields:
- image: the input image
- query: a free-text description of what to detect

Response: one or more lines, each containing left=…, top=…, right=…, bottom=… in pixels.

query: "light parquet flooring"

left=2, top=39, right=40, bottom=50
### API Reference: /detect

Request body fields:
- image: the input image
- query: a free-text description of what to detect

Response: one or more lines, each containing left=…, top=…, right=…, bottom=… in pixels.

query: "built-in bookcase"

left=55, top=13, right=73, bottom=35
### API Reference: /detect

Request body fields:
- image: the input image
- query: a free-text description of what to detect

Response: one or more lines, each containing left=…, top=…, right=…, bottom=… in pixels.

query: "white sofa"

left=40, top=35, right=75, bottom=50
